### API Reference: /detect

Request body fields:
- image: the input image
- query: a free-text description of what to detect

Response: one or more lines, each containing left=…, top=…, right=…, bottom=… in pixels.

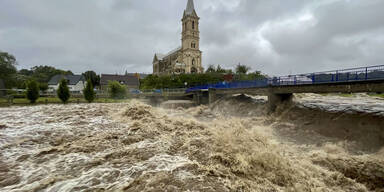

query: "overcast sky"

left=1, top=0, right=384, bottom=76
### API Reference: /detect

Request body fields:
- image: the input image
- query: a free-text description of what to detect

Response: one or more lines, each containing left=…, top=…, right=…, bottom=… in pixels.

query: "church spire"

left=185, top=0, right=195, bottom=15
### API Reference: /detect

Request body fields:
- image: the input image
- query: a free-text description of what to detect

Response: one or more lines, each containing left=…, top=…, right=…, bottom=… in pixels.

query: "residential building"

left=48, top=74, right=86, bottom=93
left=100, top=74, right=140, bottom=91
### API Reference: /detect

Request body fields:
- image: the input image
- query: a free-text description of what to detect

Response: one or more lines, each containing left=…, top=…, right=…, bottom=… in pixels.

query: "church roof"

left=185, top=0, right=195, bottom=16
left=155, top=53, right=165, bottom=60
left=155, top=46, right=181, bottom=61
left=165, top=46, right=181, bottom=57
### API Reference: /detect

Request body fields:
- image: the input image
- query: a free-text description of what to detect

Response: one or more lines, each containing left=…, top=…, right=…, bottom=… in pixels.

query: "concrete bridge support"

left=209, top=89, right=217, bottom=105
left=268, top=93, right=293, bottom=112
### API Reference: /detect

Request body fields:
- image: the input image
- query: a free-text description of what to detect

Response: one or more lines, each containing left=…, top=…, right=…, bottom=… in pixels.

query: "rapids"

left=0, top=94, right=383, bottom=191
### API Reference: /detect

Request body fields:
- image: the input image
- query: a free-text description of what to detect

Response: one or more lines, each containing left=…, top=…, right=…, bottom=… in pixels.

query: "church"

left=152, top=0, right=204, bottom=75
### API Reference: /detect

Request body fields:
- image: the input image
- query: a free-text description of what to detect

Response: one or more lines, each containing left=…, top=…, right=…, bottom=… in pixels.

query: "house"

left=100, top=74, right=140, bottom=91
left=48, top=74, right=86, bottom=93
left=0, top=79, right=5, bottom=97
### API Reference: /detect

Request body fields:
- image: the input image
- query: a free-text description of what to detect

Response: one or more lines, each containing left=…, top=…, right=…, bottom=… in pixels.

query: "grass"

left=0, top=97, right=131, bottom=107
left=368, top=94, right=384, bottom=99
left=318, top=93, right=354, bottom=97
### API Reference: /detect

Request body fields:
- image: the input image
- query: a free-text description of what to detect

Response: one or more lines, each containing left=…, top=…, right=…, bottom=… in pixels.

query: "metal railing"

left=186, top=65, right=384, bottom=93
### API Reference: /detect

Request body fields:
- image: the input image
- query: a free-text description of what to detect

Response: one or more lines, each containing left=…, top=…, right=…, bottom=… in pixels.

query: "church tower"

left=181, top=0, right=203, bottom=73
left=152, top=0, right=203, bottom=75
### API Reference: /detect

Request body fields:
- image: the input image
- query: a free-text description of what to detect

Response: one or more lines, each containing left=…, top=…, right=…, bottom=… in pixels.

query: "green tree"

left=82, top=71, right=100, bottom=87
left=235, top=63, right=251, bottom=74
left=0, top=52, right=18, bottom=88
left=30, top=66, right=73, bottom=83
left=26, top=80, right=39, bottom=103
left=39, top=83, right=49, bottom=92
left=57, top=79, right=70, bottom=103
left=205, top=65, right=216, bottom=73
left=108, top=81, right=126, bottom=99
left=83, top=79, right=95, bottom=103
left=216, top=65, right=229, bottom=74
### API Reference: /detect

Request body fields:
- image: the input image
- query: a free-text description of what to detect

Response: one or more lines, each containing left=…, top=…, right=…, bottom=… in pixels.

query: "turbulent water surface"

left=0, top=94, right=384, bottom=191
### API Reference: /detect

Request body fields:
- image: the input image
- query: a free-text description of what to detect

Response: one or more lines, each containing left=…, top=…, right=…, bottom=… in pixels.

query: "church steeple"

left=185, top=0, right=195, bottom=15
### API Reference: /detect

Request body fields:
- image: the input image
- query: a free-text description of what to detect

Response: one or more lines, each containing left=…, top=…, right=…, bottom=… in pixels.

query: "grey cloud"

left=0, top=0, right=383, bottom=76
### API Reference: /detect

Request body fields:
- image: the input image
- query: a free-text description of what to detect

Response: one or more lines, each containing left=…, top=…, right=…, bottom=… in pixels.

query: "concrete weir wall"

left=268, top=93, right=293, bottom=111
left=206, top=89, right=293, bottom=111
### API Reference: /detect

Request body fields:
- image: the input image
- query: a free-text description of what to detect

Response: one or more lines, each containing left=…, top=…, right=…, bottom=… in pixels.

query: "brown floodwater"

left=0, top=94, right=383, bottom=191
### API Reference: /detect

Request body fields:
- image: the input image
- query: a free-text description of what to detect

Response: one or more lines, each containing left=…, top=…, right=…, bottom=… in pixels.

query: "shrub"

left=83, top=79, right=95, bottom=103
left=26, top=80, right=39, bottom=103
left=108, top=81, right=126, bottom=99
left=39, top=83, right=49, bottom=92
left=57, top=79, right=70, bottom=103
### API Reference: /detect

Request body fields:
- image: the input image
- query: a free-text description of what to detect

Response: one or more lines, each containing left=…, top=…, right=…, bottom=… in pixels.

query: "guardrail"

left=186, top=65, right=384, bottom=93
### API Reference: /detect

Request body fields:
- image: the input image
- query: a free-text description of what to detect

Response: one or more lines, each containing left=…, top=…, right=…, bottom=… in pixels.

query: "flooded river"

left=0, top=94, right=383, bottom=191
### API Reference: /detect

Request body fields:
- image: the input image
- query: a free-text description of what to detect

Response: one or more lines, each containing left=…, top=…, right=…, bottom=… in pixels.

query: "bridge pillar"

left=193, top=92, right=202, bottom=105
left=209, top=89, right=217, bottom=105
left=268, top=93, right=293, bottom=112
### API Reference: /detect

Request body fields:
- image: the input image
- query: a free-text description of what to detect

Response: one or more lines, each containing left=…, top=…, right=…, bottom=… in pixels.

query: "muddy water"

left=0, top=95, right=383, bottom=191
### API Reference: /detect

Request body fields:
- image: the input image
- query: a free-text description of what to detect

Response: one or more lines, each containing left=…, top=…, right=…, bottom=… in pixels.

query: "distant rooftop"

left=100, top=74, right=140, bottom=86
left=48, top=75, right=85, bottom=85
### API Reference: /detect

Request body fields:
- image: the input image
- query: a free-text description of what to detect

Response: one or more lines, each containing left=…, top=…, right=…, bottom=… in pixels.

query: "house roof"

left=125, top=73, right=149, bottom=80
left=48, top=75, right=85, bottom=85
left=0, top=79, right=4, bottom=89
left=100, top=74, right=140, bottom=86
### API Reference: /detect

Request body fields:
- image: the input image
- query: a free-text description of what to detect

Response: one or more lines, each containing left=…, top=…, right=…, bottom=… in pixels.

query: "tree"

left=57, top=79, right=70, bottom=103
left=205, top=65, right=216, bottom=73
left=39, top=83, right=49, bottom=92
left=0, top=52, right=17, bottom=88
left=235, top=63, right=251, bottom=74
left=26, top=80, right=39, bottom=103
left=82, top=71, right=100, bottom=87
left=30, top=66, right=73, bottom=83
left=83, top=79, right=95, bottom=103
left=216, top=65, right=229, bottom=74
left=108, top=81, right=126, bottom=99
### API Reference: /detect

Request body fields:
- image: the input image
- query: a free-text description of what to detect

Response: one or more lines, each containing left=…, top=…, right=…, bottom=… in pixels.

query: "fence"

left=273, top=65, right=384, bottom=86
left=186, top=65, right=384, bottom=93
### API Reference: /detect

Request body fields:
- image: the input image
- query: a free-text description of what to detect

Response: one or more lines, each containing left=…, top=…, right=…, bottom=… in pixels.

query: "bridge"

left=141, top=65, right=384, bottom=111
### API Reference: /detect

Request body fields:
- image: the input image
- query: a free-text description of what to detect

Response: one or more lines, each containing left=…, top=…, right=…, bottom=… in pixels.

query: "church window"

left=192, top=21, right=195, bottom=29
left=192, top=58, right=195, bottom=65
left=191, top=67, right=197, bottom=74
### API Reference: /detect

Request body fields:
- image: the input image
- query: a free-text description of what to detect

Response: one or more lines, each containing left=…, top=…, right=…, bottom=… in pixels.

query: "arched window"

left=191, top=67, right=197, bottom=74
left=192, top=58, right=195, bottom=65
left=192, top=21, right=195, bottom=29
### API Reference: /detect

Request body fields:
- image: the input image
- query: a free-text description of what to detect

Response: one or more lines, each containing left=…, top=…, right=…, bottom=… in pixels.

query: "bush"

left=57, top=79, right=70, bottom=103
left=108, top=81, right=126, bottom=99
left=39, top=82, right=49, bottom=92
left=26, top=80, right=39, bottom=103
left=83, top=79, right=95, bottom=103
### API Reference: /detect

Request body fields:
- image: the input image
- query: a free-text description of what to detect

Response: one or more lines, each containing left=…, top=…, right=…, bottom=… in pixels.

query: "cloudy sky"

left=1, top=0, right=384, bottom=76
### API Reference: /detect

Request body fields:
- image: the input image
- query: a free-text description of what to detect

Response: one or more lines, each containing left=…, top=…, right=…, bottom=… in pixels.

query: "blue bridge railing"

left=186, top=65, right=384, bottom=93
